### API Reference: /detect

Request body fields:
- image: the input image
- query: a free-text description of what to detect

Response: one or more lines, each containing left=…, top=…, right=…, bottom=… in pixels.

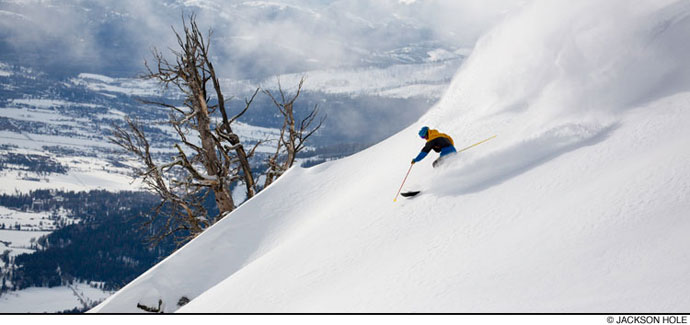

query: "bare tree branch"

left=262, top=76, right=324, bottom=188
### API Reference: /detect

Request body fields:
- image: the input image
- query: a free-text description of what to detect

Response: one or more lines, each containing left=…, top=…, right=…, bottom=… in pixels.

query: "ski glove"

left=412, top=151, right=427, bottom=163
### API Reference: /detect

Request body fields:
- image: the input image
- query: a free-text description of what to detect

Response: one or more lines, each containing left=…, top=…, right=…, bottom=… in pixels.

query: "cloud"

left=1, top=0, right=527, bottom=78
left=0, top=0, right=177, bottom=75
left=199, top=0, right=529, bottom=79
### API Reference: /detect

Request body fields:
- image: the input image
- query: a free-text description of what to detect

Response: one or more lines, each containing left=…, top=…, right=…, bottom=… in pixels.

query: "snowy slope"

left=91, top=0, right=690, bottom=313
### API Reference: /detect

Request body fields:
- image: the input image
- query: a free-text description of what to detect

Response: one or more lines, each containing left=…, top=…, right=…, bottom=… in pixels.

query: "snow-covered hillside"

left=91, top=0, right=690, bottom=313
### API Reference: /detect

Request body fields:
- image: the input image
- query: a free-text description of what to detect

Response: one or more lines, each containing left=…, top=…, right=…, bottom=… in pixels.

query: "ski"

left=400, top=191, right=421, bottom=197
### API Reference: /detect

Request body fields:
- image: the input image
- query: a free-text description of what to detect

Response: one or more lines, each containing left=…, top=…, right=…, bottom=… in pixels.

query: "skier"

left=411, top=126, right=456, bottom=168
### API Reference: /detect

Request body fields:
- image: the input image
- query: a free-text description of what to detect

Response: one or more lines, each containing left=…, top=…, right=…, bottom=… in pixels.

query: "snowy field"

left=70, top=73, right=165, bottom=98
left=91, top=0, right=690, bottom=313
left=9, top=99, right=103, bottom=110
left=0, top=106, right=282, bottom=195
left=73, top=56, right=462, bottom=100
left=0, top=229, right=51, bottom=258
left=0, top=281, right=112, bottom=313
left=253, top=57, right=463, bottom=99
left=0, top=206, right=74, bottom=231
left=0, top=146, right=142, bottom=195
left=0, top=63, right=11, bottom=77
left=0, top=205, right=76, bottom=260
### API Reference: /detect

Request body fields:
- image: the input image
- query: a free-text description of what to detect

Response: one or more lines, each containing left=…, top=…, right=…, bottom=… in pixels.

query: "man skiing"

left=411, top=126, right=457, bottom=168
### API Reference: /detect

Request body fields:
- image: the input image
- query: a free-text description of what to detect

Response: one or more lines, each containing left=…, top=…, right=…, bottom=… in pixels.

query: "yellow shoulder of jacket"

left=426, top=129, right=454, bottom=146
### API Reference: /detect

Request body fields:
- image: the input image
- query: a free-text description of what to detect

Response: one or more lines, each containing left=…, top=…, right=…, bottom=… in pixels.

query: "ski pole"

left=457, top=135, right=497, bottom=153
left=393, top=163, right=414, bottom=202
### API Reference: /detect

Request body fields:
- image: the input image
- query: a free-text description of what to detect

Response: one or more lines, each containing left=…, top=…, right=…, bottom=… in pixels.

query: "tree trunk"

left=196, top=93, right=235, bottom=214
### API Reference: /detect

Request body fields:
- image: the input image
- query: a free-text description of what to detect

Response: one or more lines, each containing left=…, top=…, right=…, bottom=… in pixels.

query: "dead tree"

left=263, top=77, right=325, bottom=188
left=110, top=14, right=260, bottom=245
